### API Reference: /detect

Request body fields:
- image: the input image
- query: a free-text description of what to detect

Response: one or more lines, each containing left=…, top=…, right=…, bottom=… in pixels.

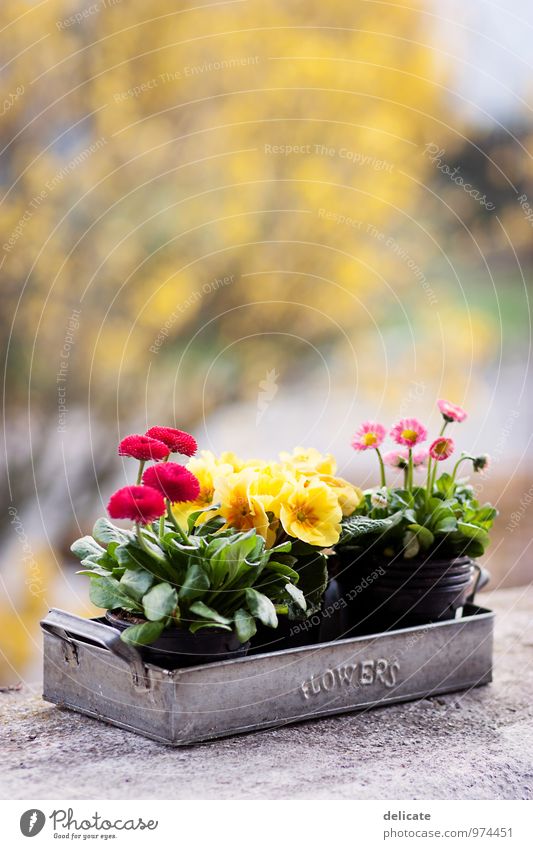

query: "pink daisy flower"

left=383, top=449, right=427, bottom=469
left=437, top=399, right=467, bottom=423
left=412, top=449, right=429, bottom=467
left=429, top=436, right=455, bottom=461
left=383, top=450, right=408, bottom=469
left=390, top=418, right=427, bottom=448
left=351, top=421, right=386, bottom=451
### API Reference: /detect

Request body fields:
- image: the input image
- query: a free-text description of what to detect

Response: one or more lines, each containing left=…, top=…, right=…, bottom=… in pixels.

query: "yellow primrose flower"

left=218, top=451, right=248, bottom=472
left=318, top=474, right=364, bottom=517
left=248, top=465, right=291, bottom=517
left=212, top=469, right=271, bottom=541
left=279, top=446, right=337, bottom=476
left=279, top=478, right=342, bottom=547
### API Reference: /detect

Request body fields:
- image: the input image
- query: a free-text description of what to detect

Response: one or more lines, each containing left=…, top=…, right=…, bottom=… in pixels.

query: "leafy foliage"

left=71, top=522, right=315, bottom=646
left=338, top=478, right=497, bottom=561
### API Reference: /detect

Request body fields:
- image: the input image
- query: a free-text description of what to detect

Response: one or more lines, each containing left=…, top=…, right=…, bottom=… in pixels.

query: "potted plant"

left=170, top=446, right=364, bottom=650
left=71, top=427, right=308, bottom=667
left=334, top=399, right=497, bottom=631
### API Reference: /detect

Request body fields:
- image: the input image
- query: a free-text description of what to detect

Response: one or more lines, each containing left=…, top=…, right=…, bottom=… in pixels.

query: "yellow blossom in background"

left=279, top=447, right=337, bottom=476
left=218, top=452, right=248, bottom=473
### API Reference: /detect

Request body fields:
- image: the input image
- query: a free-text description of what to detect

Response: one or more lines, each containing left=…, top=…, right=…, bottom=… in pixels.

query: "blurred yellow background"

left=1, top=0, right=531, bottom=683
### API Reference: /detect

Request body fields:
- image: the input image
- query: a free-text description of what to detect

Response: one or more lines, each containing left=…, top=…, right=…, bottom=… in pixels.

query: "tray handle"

left=41, top=608, right=149, bottom=690
left=467, top=564, right=490, bottom=604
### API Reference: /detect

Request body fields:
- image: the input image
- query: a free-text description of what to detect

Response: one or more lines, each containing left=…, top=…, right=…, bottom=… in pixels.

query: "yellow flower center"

left=401, top=428, right=418, bottom=443
left=362, top=432, right=377, bottom=446
left=434, top=440, right=447, bottom=455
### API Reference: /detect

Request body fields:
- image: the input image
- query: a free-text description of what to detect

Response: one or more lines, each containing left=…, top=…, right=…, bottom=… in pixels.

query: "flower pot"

left=249, top=578, right=344, bottom=654
left=105, top=610, right=249, bottom=669
left=333, top=553, right=490, bottom=633
left=249, top=615, right=322, bottom=654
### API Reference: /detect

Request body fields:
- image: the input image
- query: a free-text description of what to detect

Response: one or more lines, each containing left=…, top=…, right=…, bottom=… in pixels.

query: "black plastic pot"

left=249, top=615, right=322, bottom=654
left=333, top=553, right=490, bottom=633
left=105, top=610, right=249, bottom=669
left=248, top=579, right=342, bottom=654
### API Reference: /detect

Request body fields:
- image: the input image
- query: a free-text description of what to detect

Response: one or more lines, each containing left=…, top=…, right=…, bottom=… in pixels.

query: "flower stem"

left=450, top=454, right=472, bottom=487
left=136, top=460, right=145, bottom=485
left=407, top=448, right=413, bottom=491
left=425, top=456, right=433, bottom=506
left=135, top=523, right=168, bottom=567
left=375, top=448, right=387, bottom=488
left=166, top=502, right=189, bottom=544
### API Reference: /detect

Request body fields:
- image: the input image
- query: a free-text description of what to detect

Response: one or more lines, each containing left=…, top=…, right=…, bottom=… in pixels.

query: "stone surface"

left=1, top=586, right=532, bottom=800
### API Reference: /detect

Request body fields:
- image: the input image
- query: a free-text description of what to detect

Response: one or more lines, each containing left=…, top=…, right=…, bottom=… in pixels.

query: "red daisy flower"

left=142, top=463, right=200, bottom=504
left=118, top=434, right=169, bottom=461
left=145, top=426, right=197, bottom=457
left=107, top=485, right=166, bottom=524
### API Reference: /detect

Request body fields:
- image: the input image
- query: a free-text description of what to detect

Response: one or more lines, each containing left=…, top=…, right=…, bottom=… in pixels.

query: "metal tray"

left=41, top=605, right=493, bottom=746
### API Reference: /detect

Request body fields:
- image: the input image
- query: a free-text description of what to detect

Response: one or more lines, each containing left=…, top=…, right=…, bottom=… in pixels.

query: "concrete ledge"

left=1, top=586, right=532, bottom=799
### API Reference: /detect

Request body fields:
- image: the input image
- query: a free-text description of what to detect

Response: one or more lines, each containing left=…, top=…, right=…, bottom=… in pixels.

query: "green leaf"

left=264, top=560, right=300, bottom=582
left=234, top=608, right=257, bottom=643
left=457, top=522, right=490, bottom=548
left=407, top=523, right=434, bottom=550
left=287, top=550, right=328, bottom=617
left=435, top=473, right=455, bottom=498
left=284, top=582, right=307, bottom=611
left=340, top=511, right=403, bottom=543
left=469, top=505, right=498, bottom=528
left=192, top=516, right=226, bottom=536
left=245, top=588, right=278, bottom=628
left=142, top=583, right=178, bottom=621
left=120, top=567, right=155, bottom=601
left=114, top=541, right=173, bottom=582
left=186, top=506, right=223, bottom=533
left=189, top=600, right=231, bottom=625
left=93, top=518, right=132, bottom=546
left=120, top=620, right=165, bottom=646
left=434, top=516, right=458, bottom=533
left=179, top=562, right=210, bottom=602
left=206, top=529, right=262, bottom=586
left=89, top=576, right=141, bottom=612
left=402, top=531, right=420, bottom=559
left=70, top=536, right=105, bottom=561
left=268, top=540, right=293, bottom=555
left=76, top=568, right=110, bottom=578
left=460, top=539, right=486, bottom=558
left=189, top=621, right=232, bottom=634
